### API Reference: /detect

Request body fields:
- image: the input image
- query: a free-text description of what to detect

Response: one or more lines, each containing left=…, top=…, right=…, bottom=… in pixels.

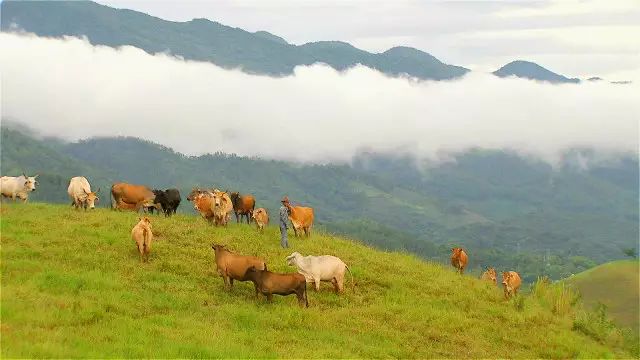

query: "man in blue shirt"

left=279, top=196, right=290, bottom=248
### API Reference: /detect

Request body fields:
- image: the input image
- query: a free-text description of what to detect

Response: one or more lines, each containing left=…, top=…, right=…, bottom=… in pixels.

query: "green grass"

left=0, top=203, right=633, bottom=358
left=565, top=260, right=640, bottom=332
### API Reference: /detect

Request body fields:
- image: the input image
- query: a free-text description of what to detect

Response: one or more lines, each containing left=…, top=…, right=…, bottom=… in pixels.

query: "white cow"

left=285, top=252, right=353, bottom=293
left=0, top=174, right=38, bottom=203
left=67, top=176, right=100, bottom=210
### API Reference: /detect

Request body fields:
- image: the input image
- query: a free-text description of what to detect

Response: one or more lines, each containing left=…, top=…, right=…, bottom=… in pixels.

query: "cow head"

left=22, top=173, right=38, bottom=192
left=138, top=216, right=152, bottom=228
left=211, top=243, right=226, bottom=252
left=84, top=187, right=100, bottom=209
left=244, top=265, right=262, bottom=280
left=501, top=272, right=510, bottom=286
left=285, top=252, right=302, bottom=266
left=486, top=267, right=497, bottom=282
left=451, top=247, right=464, bottom=258
left=187, top=188, right=203, bottom=202
left=229, top=192, right=240, bottom=206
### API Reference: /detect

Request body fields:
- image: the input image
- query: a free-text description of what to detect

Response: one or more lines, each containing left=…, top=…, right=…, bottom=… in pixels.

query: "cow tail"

left=142, top=227, right=149, bottom=251
left=304, top=281, right=309, bottom=308
left=346, top=264, right=354, bottom=290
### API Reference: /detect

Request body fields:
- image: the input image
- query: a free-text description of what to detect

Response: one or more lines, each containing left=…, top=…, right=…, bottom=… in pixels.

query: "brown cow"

left=481, top=267, right=497, bottom=285
left=193, top=193, right=216, bottom=223
left=501, top=271, right=522, bottom=299
left=285, top=203, right=314, bottom=237
left=244, top=266, right=308, bottom=308
left=230, top=192, right=255, bottom=224
left=211, top=244, right=267, bottom=290
left=451, top=247, right=468, bottom=274
left=111, top=182, right=161, bottom=212
left=252, top=208, right=269, bottom=232
left=131, top=217, right=153, bottom=262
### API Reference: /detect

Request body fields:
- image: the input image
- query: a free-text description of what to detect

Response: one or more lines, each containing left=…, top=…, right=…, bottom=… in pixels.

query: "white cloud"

left=1, top=33, right=638, bottom=165
left=495, top=0, right=639, bottom=18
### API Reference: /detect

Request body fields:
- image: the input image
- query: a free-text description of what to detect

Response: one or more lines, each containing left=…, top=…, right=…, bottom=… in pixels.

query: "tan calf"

left=131, top=217, right=153, bottom=262
left=502, top=271, right=522, bottom=299
left=252, top=208, right=269, bottom=232
left=481, top=267, right=497, bottom=285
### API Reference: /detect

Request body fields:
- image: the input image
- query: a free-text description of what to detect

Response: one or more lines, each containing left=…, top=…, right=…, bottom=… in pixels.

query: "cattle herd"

left=1, top=174, right=522, bottom=305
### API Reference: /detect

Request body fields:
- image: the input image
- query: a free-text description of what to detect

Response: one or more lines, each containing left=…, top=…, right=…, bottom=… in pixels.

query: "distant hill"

left=493, top=60, right=581, bottom=83
left=0, top=0, right=468, bottom=80
left=2, top=126, right=638, bottom=283
left=566, top=260, right=640, bottom=332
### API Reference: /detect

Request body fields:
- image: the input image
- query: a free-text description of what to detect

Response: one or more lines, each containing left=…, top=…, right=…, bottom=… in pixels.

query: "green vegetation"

left=565, top=260, right=640, bottom=332
left=1, top=126, right=638, bottom=284
left=0, top=203, right=635, bottom=358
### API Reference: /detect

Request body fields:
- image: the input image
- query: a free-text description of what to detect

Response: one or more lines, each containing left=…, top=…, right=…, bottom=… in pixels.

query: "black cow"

left=148, top=188, right=181, bottom=216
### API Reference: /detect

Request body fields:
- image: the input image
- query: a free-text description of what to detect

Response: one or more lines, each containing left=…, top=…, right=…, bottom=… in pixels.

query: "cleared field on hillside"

left=0, top=203, right=632, bottom=358
left=566, top=260, right=639, bottom=332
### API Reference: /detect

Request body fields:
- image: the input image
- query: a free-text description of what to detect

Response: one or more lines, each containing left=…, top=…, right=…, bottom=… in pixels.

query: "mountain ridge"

left=0, top=0, right=599, bottom=82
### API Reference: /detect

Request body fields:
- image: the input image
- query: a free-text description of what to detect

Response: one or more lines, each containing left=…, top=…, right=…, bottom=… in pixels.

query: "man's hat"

left=281, top=196, right=290, bottom=203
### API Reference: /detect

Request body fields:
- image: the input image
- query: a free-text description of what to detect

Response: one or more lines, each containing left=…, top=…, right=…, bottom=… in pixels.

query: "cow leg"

left=297, top=291, right=306, bottom=307
left=266, top=293, right=273, bottom=302
left=331, top=278, right=339, bottom=293
left=222, top=274, right=230, bottom=290
left=314, top=278, right=321, bottom=292
left=229, top=278, right=234, bottom=288
left=137, top=242, right=144, bottom=262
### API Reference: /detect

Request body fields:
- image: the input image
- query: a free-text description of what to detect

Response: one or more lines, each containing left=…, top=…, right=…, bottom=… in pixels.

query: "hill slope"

left=2, top=126, right=638, bottom=283
left=0, top=203, right=633, bottom=358
left=566, top=260, right=640, bottom=332
left=0, top=0, right=468, bottom=80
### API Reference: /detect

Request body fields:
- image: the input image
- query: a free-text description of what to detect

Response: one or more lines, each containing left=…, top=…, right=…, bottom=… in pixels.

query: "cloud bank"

left=0, top=33, right=637, bottom=165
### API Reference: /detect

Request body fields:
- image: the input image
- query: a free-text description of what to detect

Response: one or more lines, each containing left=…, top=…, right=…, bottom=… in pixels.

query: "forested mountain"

left=2, top=126, right=637, bottom=282
left=1, top=0, right=592, bottom=83
left=0, top=0, right=468, bottom=80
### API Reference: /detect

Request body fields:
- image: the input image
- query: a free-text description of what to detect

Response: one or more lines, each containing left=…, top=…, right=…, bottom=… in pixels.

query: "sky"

left=1, top=32, right=637, bottom=165
left=96, top=0, right=640, bottom=81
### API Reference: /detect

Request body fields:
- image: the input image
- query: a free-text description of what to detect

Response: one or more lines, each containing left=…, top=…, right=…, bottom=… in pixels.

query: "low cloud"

left=0, top=33, right=637, bottom=165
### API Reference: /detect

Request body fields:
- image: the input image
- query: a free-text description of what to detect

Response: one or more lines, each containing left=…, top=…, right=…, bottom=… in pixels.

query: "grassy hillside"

left=2, top=126, right=638, bottom=284
left=0, top=203, right=634, bottom=358
left=566, top=260, right=640, bottom=332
